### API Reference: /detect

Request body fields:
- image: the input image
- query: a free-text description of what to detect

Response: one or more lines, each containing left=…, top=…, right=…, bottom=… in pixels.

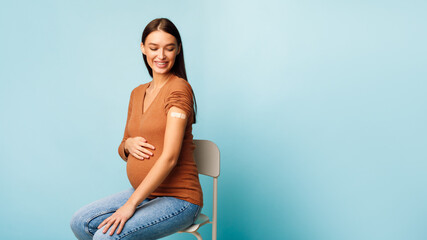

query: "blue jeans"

left=70, top=188, right=201, bottom=240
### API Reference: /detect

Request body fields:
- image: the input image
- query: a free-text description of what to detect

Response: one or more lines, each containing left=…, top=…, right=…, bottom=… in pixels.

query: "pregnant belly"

left=126, top=154, right=157, bottom=189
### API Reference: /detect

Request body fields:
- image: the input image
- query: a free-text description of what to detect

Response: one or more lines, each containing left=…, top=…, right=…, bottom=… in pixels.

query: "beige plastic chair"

left=178, top=139, right=220, bottom=240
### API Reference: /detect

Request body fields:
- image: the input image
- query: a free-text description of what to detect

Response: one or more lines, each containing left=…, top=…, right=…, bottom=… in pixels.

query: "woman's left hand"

left=98, top=202, right=137, bottom=236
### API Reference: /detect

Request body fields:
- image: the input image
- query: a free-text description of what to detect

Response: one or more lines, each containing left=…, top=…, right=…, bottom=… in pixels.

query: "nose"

left=158, top=49, right=166, bottom=59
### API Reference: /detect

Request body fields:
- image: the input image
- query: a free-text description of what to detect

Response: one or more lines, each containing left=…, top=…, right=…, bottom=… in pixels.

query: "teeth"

left=157, top=62, right=166, bottom=65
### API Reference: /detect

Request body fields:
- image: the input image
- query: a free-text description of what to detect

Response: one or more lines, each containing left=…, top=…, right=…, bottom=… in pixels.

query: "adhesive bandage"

left=171, top=112, right=187, bottom=119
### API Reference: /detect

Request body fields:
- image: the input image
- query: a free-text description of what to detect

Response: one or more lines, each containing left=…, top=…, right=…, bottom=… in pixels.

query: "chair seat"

left=179, top=213, right=210, bottom=233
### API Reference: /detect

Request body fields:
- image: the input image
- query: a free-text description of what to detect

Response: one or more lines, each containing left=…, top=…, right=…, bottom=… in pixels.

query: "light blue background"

left=1, top=1, right=426, bottom=240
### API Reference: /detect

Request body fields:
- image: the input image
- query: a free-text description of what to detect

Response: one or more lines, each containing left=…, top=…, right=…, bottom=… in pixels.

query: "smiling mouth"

left=155, top=61, right=168, bottom=68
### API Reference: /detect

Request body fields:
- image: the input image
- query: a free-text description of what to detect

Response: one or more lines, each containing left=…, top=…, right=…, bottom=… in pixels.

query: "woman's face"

left=141, top=30, right=180, bottom=76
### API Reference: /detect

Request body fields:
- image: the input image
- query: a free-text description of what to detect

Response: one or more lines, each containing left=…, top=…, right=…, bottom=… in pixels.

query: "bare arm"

left=126, top=106, right=188, bottom=206
left=98, top=106, right=188, bottom=235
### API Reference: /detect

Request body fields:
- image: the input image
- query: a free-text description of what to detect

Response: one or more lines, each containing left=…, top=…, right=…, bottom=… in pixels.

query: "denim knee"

left=70, top=209, right=92, bottom=240
left=92, top=227, right=118, bottom=240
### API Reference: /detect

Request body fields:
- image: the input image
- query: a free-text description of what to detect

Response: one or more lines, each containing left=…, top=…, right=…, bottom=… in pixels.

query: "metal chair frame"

left=178, top=139, right=220, bottom=240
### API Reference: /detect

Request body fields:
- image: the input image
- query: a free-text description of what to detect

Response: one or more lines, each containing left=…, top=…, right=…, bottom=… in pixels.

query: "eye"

left=167, top=48, right=175, bottom=52
left=150, top=48, right=158, bottom=51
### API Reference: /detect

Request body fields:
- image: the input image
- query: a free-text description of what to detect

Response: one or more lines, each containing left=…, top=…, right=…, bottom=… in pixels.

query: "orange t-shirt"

left=118, top=76, right=203, bottom=206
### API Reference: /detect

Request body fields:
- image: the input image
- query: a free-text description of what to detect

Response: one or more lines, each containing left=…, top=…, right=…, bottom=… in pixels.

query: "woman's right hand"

left=124, top=137, right=155, bottom=160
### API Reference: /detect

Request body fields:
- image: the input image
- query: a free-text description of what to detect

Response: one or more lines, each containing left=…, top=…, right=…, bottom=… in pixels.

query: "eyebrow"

left=148, top=43, right=176, bottom=47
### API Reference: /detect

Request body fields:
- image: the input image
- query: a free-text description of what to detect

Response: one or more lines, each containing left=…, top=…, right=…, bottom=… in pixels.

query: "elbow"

left=169, top=157, right=178, bottom=168
left=162, top=155, right=178, bottom=168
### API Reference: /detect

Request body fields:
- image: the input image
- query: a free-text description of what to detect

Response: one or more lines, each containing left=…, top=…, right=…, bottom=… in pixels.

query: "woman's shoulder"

left=130, top=82, right=150, bottom=96
left=167, top=76, right=193, bottom=93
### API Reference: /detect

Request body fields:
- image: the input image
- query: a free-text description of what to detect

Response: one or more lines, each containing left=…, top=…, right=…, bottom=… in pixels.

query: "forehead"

left=145, top=30, right=177, bottom=45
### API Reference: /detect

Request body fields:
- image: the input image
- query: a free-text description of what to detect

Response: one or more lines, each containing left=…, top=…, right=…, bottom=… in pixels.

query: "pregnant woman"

left=70, top=18, right=203, bottom=240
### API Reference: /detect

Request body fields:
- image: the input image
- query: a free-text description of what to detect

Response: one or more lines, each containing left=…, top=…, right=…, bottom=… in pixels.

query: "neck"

left=151, top=72, right=173, bottom=89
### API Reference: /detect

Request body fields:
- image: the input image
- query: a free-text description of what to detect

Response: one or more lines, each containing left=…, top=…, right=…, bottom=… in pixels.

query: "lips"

left=154, top=61, right=168, bottom=68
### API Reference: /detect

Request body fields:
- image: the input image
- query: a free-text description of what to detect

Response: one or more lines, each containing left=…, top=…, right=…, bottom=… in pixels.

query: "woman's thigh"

left=93, top=196, right=201, bottom=240
left=71, top=188, right=150, bottom=239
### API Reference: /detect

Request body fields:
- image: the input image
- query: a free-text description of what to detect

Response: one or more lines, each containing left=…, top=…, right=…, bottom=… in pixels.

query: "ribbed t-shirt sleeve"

left=118, top=90, right=134, bottom=161
left=164, top=81, right=194, bottom=118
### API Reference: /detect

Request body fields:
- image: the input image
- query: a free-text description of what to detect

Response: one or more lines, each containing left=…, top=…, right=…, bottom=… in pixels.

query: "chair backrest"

left=192, top=139, right=220, bottom=240
left=193, top=140, right=220, bottom=178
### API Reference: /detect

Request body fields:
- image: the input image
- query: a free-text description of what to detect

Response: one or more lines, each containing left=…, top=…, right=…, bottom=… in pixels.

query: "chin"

left=153, top=68, right=172, bottom=75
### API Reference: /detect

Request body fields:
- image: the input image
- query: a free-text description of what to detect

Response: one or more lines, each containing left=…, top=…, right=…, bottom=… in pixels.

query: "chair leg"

left=213, top=177, right=218, bottom=240
left=190, top=231, right=203, bottom=240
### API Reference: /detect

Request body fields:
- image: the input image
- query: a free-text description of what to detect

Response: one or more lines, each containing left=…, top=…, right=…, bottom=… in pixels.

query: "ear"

left=140, top=43, right=146, bottom=55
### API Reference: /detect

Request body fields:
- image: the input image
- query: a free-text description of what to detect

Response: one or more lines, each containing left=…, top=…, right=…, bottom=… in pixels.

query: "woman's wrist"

left=127, top=195, right=142, bottom=208
left=124, top=138, right=130, bottom=152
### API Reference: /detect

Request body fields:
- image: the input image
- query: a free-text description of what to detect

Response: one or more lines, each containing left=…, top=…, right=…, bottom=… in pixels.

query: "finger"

left=103, top=219, right=115, bottom=234
left=130, top=152, right=143, bottom=160
left=140, top=145, right=155, bottom=154
left=136, top=146, right=152, bottom=157
left=142, top=142, right=156, bottom=150
left=131, top=149, right=145, bottom=159
left=136, top=137, right=147, bottom=143
left=98, top=217, right=111, bottom=229
left=109, top=220, right=120, bottom=236
left=116, top=220, right=126, bottom=235
left=130, top=151, right=145, bottom=160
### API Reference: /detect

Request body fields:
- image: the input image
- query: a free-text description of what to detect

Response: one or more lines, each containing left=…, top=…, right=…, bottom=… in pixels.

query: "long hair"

left=141, top=18, right=197, bottom=123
